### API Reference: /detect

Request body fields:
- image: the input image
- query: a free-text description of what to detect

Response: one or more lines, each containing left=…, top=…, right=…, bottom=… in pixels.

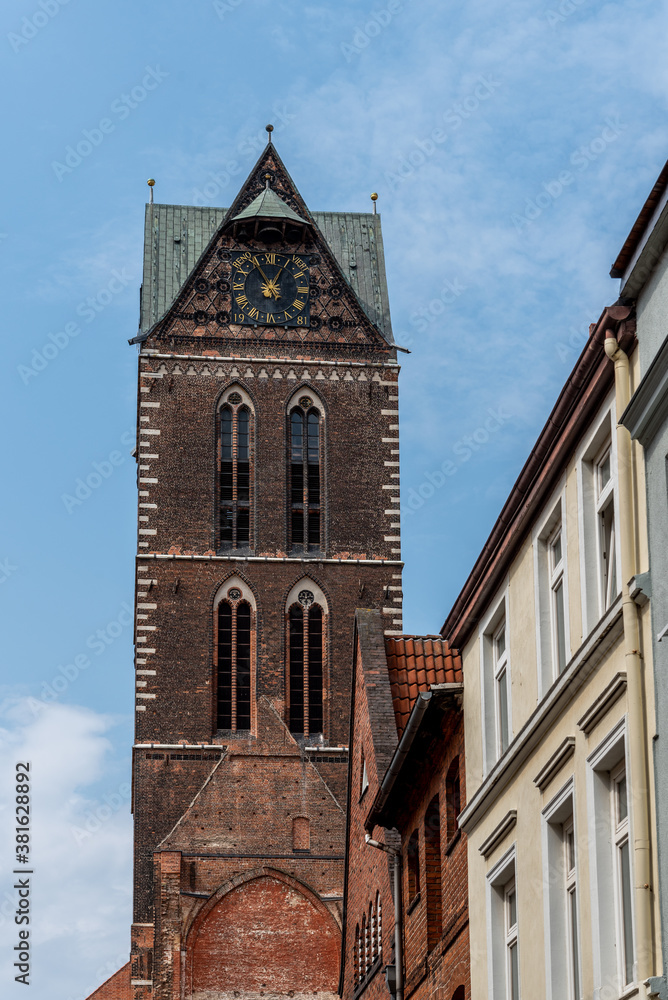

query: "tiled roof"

left=139, top=204, right=394, bottom=342
left=84, top=962, right=131, bottom=1000
left=385, top=635, right=462, bottom=735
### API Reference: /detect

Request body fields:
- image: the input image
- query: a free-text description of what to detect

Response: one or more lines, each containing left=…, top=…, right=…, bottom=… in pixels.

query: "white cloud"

left=0, top=699, right=132, bottom=1000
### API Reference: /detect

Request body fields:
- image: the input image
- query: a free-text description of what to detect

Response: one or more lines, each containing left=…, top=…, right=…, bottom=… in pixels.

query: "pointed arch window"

left=289, top=397, right=322, bottom=551
left=287, top=587, right=325, bottom=737
left=215, top=581, right=255, bottom=732
left=218, top=390, right=252, bottom=550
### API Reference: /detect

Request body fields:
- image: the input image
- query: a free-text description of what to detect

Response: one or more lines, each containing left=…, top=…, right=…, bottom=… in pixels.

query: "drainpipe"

left=604, top=334, right=653, bottom=980
left=365, top=835, right=404, bottom=1000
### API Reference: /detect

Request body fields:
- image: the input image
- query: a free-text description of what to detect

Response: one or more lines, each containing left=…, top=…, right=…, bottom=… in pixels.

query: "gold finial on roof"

left=371, top=192, right=378, bottom=214
left=266, top=124, right=274, bottom=143
left=147, top=178, right=155, bottom=204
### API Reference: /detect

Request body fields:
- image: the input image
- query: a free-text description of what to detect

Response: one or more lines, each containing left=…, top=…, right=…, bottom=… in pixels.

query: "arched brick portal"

left=186, top=869, right=340, bottom=1000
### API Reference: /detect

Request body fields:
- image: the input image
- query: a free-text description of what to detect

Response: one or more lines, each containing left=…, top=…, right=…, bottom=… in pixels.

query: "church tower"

left=122, top=135, right=401, bottom=1000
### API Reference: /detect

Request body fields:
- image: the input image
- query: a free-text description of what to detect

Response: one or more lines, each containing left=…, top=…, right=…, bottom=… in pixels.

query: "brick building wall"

left=341, top=612, right=400, bottom=1000
left=398, top=714, right=469, bottom=1000
left=342, top=636, right=469, bottom=1000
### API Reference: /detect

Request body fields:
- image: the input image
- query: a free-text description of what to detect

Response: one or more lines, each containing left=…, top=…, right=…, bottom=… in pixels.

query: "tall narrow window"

left=215, top=584, right=254, bottom=732
left=595, top=442, right=617, bottom=610
left=494, top=621, right=510, bottom=757
left=218, top=392, right=252, bottom=550
left=425, top=795, right=443, bottom=950
left=612, top=763, right=634, bottom=985
left=361, top=915, right=368, bottom=975
left=290, top=397, right=322, bottom=551
left=563, top=819, right=580, bottom=1000
left=288, top=589, right=324, bottom=737
left=376, top=893, right=382, bottom=961
left=505, top=879, right=520, bottom=1000
left=446, top=757, right=461, bottom=842
left=548, top=525, right=567, bottom=674
left=407, top=829, right=420, bottom=901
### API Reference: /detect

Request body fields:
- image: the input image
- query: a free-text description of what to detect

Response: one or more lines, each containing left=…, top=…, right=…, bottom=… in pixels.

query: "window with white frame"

left=564, top=819, right=581, bottom=1000
left=494, top=620, right=510, bottom=758
left=542, top=782, right=581, bottom=1000
left=505, top=878, right=520, bottom=1000
left=587, top=721, right=635, bottom=993
left=481, top=597, right=511, bottom=774
left=594, top=443, right=617, bottom=612
left=578, top=407, right=620, bottom=634
left=548, top=526, right=567, bottom=674
left=535, top=496, right=570, bottom=696
left=612, top=762, right=634, bottom=986
left=487, top=848, right=519, bottom=1000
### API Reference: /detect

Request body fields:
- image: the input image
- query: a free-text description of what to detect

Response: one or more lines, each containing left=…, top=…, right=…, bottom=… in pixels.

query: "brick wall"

left=84, top=962, right=131, bottom=1000
left=187, top=871, right=340, bottom=998
left=398, top=713, right=469, bottom=1000
left=341, top=612, right=400, bottom=1000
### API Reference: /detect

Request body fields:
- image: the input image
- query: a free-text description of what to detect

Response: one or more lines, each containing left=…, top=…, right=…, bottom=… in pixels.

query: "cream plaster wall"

left=460, top=382, right=660, bottom=998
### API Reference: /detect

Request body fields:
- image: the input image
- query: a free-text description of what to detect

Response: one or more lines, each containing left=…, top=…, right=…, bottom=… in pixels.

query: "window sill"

left=618, top=986, right=640, bottom=1000
left=445, top=828, right=461, bottom=856
left=407, top=891, right=421, bottom=915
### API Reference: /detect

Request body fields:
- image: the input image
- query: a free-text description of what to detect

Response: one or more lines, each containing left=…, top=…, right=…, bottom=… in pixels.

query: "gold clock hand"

left=252, top=256, right=282, bottom=299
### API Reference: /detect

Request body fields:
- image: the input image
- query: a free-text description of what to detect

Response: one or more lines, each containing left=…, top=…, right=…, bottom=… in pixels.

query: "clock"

left=230, top=251, right=310, bottom=327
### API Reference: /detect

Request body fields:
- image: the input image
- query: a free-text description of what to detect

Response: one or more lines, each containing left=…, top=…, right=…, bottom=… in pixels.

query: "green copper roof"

left=138, top=204, right=394, bottom=343
left=232, top=187, right=309, bottom=225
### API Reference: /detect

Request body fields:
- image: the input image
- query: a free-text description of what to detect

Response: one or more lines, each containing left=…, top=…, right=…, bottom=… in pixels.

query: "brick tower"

left=92, top=136, right=402, bottom=1000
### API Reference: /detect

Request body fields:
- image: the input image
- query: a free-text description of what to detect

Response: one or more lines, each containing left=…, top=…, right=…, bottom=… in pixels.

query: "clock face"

left=230, top=251, right=310, bottom=327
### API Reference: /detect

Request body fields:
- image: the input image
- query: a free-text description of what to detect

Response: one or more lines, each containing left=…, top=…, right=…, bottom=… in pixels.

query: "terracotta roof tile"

left=384, top=635, right=462, bottom=736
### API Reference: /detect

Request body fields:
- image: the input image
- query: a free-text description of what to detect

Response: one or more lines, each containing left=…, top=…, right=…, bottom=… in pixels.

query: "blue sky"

left=1, top=0, right=667, bottom=996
